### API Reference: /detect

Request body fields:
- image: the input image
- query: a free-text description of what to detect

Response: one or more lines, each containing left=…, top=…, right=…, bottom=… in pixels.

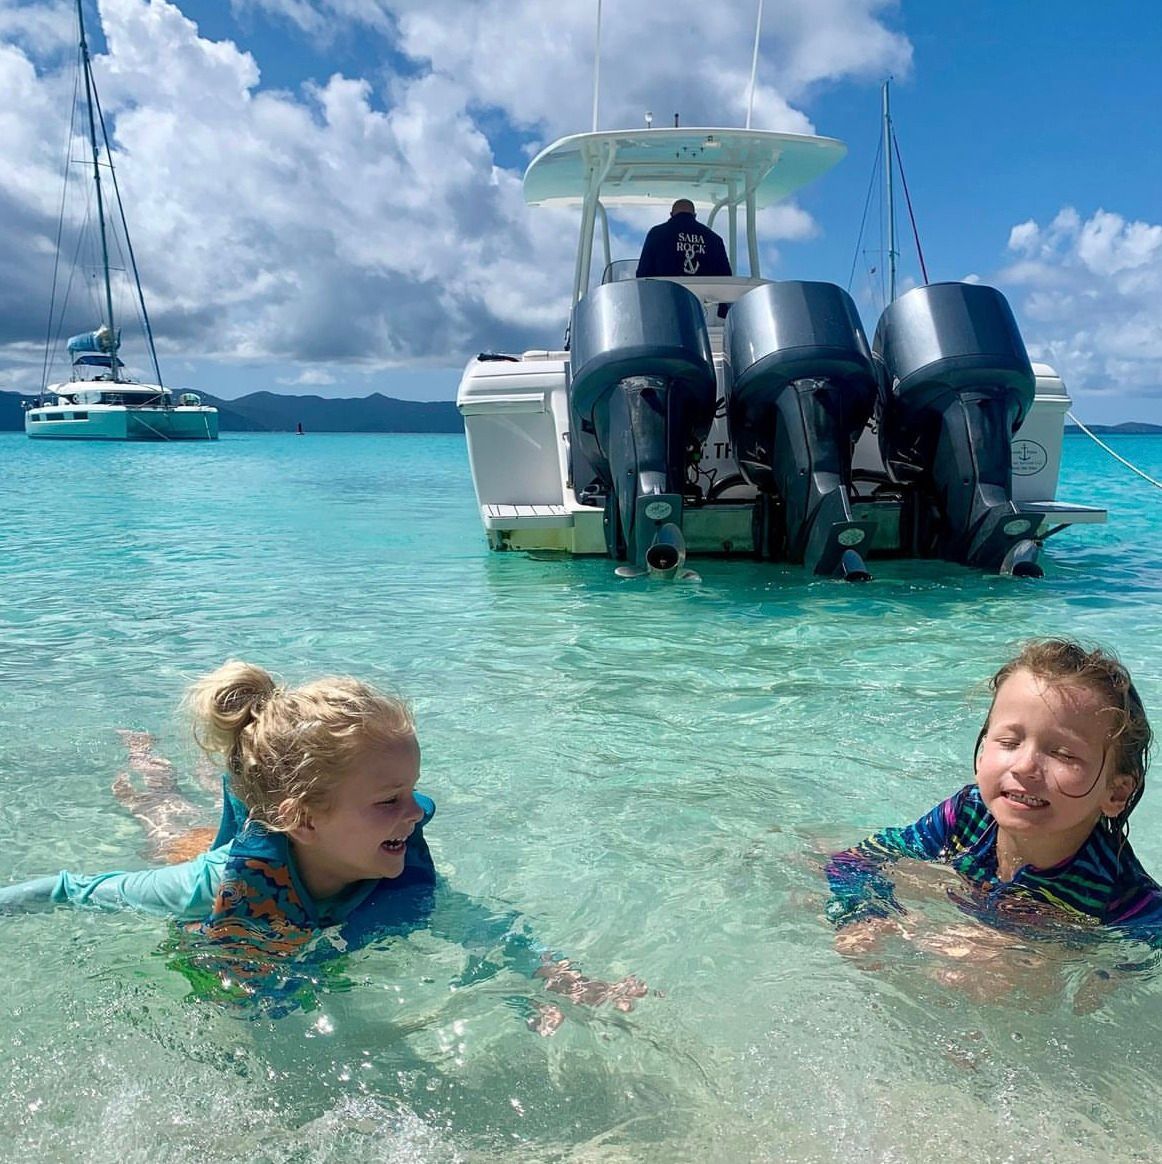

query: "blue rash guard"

left=0, top=782, right=548, bottom=1007
left=0, top=786, right=437, bottom=931
left=826, top=783, right=1162, bottom=942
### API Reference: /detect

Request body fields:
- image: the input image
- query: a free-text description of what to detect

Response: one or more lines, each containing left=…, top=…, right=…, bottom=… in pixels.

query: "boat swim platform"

left=480, top=498, right=1107, bottom=556
left=1021, top=501, right=1107, bottom=524
left=483, top=503, right=572, bottom=528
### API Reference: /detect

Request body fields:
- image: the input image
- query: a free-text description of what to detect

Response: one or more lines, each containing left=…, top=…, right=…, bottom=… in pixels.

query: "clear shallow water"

left=1, top=430, right=1162, bottom=1162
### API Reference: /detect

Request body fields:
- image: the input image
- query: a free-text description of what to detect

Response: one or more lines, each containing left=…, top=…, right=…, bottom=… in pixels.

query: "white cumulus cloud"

left=1001, top=207, right=1162, bottom=406
left=0, top=0, right=911, bottom=394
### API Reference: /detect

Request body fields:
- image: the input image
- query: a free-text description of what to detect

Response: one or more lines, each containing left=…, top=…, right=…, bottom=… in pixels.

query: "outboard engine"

left=874, top=282, right=1041, bottom=572
left=569, top=279, right=716, bottom=568
left=724, top=281, right=878, bottom=577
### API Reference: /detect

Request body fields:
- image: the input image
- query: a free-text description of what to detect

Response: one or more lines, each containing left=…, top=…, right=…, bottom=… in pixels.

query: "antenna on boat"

left=745, top=0, right=764, bottom=129
left=882, top=78, right=898, bottom=303
left=77, top=0, right=119, bottom=382
left=591, top=0, right=602, bottom=131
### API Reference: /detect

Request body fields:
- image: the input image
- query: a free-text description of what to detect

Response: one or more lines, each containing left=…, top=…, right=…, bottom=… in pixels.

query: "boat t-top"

left=457, top=118, right=1104, bottom=579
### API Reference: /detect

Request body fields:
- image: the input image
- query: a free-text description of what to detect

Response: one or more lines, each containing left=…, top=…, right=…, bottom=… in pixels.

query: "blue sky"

left=1, top=0, right=1160, bottom=422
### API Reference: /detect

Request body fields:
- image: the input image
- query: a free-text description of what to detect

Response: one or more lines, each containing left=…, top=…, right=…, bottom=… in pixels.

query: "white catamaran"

left=25, top=0, right=217, bottom=442
left=457, top=84, right=1105, bottom=579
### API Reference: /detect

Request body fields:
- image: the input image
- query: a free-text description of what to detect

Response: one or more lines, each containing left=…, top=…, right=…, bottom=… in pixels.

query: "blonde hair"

left=184, top=660, right=415, bottom=832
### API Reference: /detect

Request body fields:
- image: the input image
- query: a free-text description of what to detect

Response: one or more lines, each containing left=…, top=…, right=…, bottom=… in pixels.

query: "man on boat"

left=636, top=199, right=732, bottom=278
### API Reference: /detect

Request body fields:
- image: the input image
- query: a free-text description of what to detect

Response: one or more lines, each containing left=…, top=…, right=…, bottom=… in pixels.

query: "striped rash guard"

left=825, top=783, right=1162, bottom=939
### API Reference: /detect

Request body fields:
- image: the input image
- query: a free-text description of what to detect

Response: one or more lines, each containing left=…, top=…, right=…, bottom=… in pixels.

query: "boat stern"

left=456, top=351, right=604, bottom=553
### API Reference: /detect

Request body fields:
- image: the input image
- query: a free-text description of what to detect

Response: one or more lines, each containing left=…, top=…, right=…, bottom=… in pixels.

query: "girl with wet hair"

left=826, top=638, right=1160, bottom=951
left=0, top=661, right=645, bottom=1026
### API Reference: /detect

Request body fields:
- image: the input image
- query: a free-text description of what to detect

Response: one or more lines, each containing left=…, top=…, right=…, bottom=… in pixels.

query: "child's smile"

left=999, top=791, right=1050, bottom=810
left=290, top=737, right=425, bottom=899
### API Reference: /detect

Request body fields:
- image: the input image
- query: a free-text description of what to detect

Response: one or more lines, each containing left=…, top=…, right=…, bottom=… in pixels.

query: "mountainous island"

left=0, top=390, right=463, bottom=433
left=3, top=388, right=1161, bottom=435
left=1063, top=421, right=1162, bottom=435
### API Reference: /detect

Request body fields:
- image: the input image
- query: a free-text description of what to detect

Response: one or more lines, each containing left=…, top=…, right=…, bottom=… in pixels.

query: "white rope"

left=1067, top=410, right=1162, bottom=490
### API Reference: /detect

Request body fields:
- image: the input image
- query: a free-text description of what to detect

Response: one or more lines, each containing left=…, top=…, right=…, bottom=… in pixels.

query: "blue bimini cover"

left=72, top=353, right=124, bottom=368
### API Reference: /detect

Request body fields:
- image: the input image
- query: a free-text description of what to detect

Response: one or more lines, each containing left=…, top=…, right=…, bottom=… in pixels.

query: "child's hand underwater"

left=833, top=915, right=907, bottom=957
left=834, top=910, right=1104, bottom=1009
left=528, top=957, right=649, bottom=1033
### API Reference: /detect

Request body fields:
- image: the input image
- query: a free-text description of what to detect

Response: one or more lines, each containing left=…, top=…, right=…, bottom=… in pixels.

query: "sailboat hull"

left=25, top=404, right=218, bottom=441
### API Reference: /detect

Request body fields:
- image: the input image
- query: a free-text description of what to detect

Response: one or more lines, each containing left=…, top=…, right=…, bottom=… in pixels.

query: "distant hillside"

left=1064, top=421, right=1162, bottom=434
left=0, top=390, right=462, bottom=433
left=4, top=388, right=1159, bottom=436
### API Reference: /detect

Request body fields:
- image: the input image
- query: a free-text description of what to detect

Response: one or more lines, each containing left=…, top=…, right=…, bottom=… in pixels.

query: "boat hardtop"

left=523, top=127, right=846, bottom=210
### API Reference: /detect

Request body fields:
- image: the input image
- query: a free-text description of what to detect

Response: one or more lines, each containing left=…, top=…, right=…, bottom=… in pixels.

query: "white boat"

left=25, top=1, right=217, bottom=442
left=456, top=118, right=1105, bottom=579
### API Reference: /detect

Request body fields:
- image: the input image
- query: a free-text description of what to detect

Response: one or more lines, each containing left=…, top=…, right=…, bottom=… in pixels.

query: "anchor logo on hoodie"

left=677, top=231, right=708, bottom=274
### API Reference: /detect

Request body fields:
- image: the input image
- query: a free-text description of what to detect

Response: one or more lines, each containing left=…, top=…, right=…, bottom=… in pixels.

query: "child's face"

left=290, top=734, right=424, bottom=900
left=976, top=668, right=1134, bottom=858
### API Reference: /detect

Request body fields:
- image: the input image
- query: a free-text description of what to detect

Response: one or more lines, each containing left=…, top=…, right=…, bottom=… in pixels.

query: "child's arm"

left=425, top=886, right=647, bottom=1024
left=0, top=849, right=228, bottom=921
left=825, top=787, right=966, bottom=928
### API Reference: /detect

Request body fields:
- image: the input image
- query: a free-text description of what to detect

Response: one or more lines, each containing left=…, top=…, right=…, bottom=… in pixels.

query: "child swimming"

left=826, top=638, right=1161, bottom=951
left=0, top=661, right=645, bottom=1025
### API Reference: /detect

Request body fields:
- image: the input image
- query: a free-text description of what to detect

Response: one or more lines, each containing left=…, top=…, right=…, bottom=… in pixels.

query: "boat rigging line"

left=43, top=0, right=168, bottom=396
left=91, top=55, right=165, bottom=387
left=849, top=78, right=926, bottom=309
left=858, top=81, right=1157, bottom=498
left=41, top=59, right=82, bottom=396
left=846, top=134, right=882, bottom=298
left=77, top=0, right=117, bottom=382
left=893, top=132, right=928, bottom=285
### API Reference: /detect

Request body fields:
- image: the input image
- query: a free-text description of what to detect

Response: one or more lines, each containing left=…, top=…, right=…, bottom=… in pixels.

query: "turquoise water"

left=2, top=430, right=1161, bottom=1162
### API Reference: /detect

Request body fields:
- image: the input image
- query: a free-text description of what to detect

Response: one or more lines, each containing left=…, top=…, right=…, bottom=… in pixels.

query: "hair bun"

left=184, top=660, right=279, bottom=761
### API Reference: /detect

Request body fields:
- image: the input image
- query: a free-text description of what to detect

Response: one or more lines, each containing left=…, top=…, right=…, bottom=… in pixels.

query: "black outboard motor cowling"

left=874, top=282, right=1040, bottom=571
left=569, top=280, right=716, bottom=567
left=724, top=281, right=878, bottom=576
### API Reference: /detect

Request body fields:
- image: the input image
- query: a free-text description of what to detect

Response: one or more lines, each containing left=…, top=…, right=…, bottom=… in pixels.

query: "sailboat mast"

left=77, top=0, right=119, bottom=381
left=882, top=79, right=898, bottom=303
